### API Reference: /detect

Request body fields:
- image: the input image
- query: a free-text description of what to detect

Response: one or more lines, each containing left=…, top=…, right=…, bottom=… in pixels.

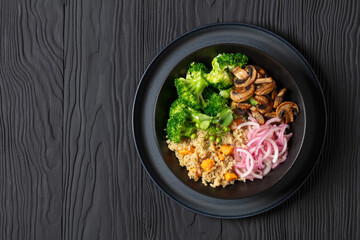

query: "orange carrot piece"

left=189, top=167, right=201, bottom=181
left=217, top=152, right=225, bottom=161
left=178, top=146, right=195, bottom=156
left=225, top=172, right=238, bottom=181
left=200, top=159, right=215, bottom=172
left=231, top=118, right=243, bottom=131
left=219, top=145, right=234, bottom=155
left=234, top=118, right=243, bottom=125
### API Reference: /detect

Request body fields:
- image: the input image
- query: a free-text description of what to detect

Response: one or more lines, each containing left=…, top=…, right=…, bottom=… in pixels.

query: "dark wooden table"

left=1, top=0, right=359, bottom=239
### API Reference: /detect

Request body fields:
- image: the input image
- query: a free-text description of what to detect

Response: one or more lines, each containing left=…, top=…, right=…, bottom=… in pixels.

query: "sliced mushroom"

left=278, top=109, right=290, bottom=123
left=230, top=84, right=255, bottom=102
left=276, top=101, right=299, bottom=123
left=273, top=88, right=287, bottom=108
left=234, top=102, right=252, bottom=110
left=253, top=95, right=269, bottom=105
left=231, top=102, right=251, bottom=115
left=254, top=77, right=273, bottom=84
left=264, top=111, right=277, bottom=119
left=256, top=100, right=273, bottom=114
left=271, top=89, right=277, bottom=101
left=254, top=65, right=268, bottom=78
left=232, top=67, right=248, bottom=80
left=254, top=80, right=276, bottom=95
left=231, top=102, right=244, bottom=115
left=233, top=65, right=257, bottom=88
left=250, top=106, right=265, bottom=125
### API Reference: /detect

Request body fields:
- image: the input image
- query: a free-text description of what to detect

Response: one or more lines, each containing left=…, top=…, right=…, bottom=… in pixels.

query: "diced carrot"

left=189, top=167, right=201, bottom=181
left=224, top=172, right=238, bottom=181
left=217, top=152, right=225, bottom=161
left=200, top=159, right=215, bottom=172
left=219, top=145, right=234, bottom=155
left=234, top=118, right=243, bottom=125
left=178, top=146, right=195, bottom=156
left=231, top=118, right=243, bottom=130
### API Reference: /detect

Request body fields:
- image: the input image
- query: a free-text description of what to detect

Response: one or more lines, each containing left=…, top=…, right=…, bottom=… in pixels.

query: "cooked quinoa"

left=167, top=121, right=248, bottom=188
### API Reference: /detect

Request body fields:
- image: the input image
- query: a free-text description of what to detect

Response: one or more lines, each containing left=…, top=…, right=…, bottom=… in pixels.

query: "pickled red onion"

left=233, top=116, right=292, bottom=180
left=237, top=121, right=260, bottom=129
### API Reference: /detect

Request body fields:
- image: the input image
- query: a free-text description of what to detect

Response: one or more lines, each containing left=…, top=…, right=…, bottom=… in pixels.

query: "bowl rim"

left=132, top=22, right=327, bottom=218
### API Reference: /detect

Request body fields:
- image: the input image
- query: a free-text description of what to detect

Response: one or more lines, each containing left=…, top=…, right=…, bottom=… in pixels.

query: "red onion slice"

left=265, top=117, right=281, bottom=125
left=237, top=121, right=260, bottom=129
left=235, top=148, right=255, bottom=178
left=233, top=116, right=293, bottom=180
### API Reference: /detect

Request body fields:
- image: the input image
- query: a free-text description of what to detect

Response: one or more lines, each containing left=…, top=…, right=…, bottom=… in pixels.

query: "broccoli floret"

left=219, top=87, right=233, bottom=99
left=202, top=87, right=216, bottom=99
left=174, top=62, right=209, bottom=110
left=186, top=106, right=213, bottom=130
left=202, top=88, right=228, bottom=116
left=206, top=53, right=248, bottom=90
left=187, top=62, right=210, bottom=78
left=169, top=99, right=187, bottom=118
left=174, top=78, right=202, bottom=110
left=212, top=53, right=248, bottom=71
left=166, top=111, right=195, bottom=143
left=206, top=68, right=233, bottom=90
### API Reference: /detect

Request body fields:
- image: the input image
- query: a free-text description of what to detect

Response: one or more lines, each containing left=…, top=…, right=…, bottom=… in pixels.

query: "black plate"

left=132, top=23, right=327, bottom=218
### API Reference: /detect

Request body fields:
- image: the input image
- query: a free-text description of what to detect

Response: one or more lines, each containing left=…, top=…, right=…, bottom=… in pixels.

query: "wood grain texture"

left=0, top=0, right=63, bottom=239
left=1, top=0, right=359, bottom=239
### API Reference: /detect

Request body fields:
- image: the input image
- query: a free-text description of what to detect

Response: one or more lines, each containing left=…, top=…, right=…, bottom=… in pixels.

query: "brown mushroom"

left=254, top=77, right=273, bottom=85
left=232, top=102, right=243, bottom=115
left=233, top=65, right=257, bottom=88
left=253, top=95, right=269, bottom=105
left=250, top=106, right=265, bottom=125
left=232, top=102, right=252, bottom=115
left=234, top=102, right=252, bottom=110
left=254, top=80, right=276, bottom=95
left=230, top=84, right=255, bottom=102
left=276, top=101, right=299, bottom=123
left=264, top=111, right=277, bottom=119
left=273, top=88, right=287, bottom=109
left=254, top=65, right=268, bottom=78
left=271, top=89, right=277, bottom=101
left=232, top=67, right=248, bottom=80
left=256, top=100, right=273, bottom=114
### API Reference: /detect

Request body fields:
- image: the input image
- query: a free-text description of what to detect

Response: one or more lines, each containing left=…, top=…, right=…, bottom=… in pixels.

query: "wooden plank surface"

left=1, top=0, right=359, bottom=239
left=0, top=0, right=63, bottom=239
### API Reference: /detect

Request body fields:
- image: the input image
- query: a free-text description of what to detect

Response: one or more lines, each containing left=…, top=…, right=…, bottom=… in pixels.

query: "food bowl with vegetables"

left=165, top=52, right=300, bottom=188
left=133, top=23, right=326, bottom=218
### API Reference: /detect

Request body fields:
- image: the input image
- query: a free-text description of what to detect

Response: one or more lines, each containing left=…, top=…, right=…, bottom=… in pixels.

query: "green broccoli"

left=166, top=111, right=195, bottom=143
left=219, top=87, right=233, bottom=99
left=186, top=62, right=210, bottom=78
left=202, top=88, right=228, bottom=116
left=174, top=62, right=209, bottom=110
left=169, top=99, right=187, bottom=118
left=206, top=53, right=248, bottom=90
left=174, top=78, right=201, bottom=110
left=206, top=68, right=233, bottom=90
left=249, top=96, right=258, bottom=106
left=212, top=53, right=248, bottom=71
left=186, top=106, right=213, bottom=130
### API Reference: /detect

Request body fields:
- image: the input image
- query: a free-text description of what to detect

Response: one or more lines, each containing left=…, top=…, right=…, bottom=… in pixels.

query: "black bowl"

left=133, top=23, right=326, bottom=218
